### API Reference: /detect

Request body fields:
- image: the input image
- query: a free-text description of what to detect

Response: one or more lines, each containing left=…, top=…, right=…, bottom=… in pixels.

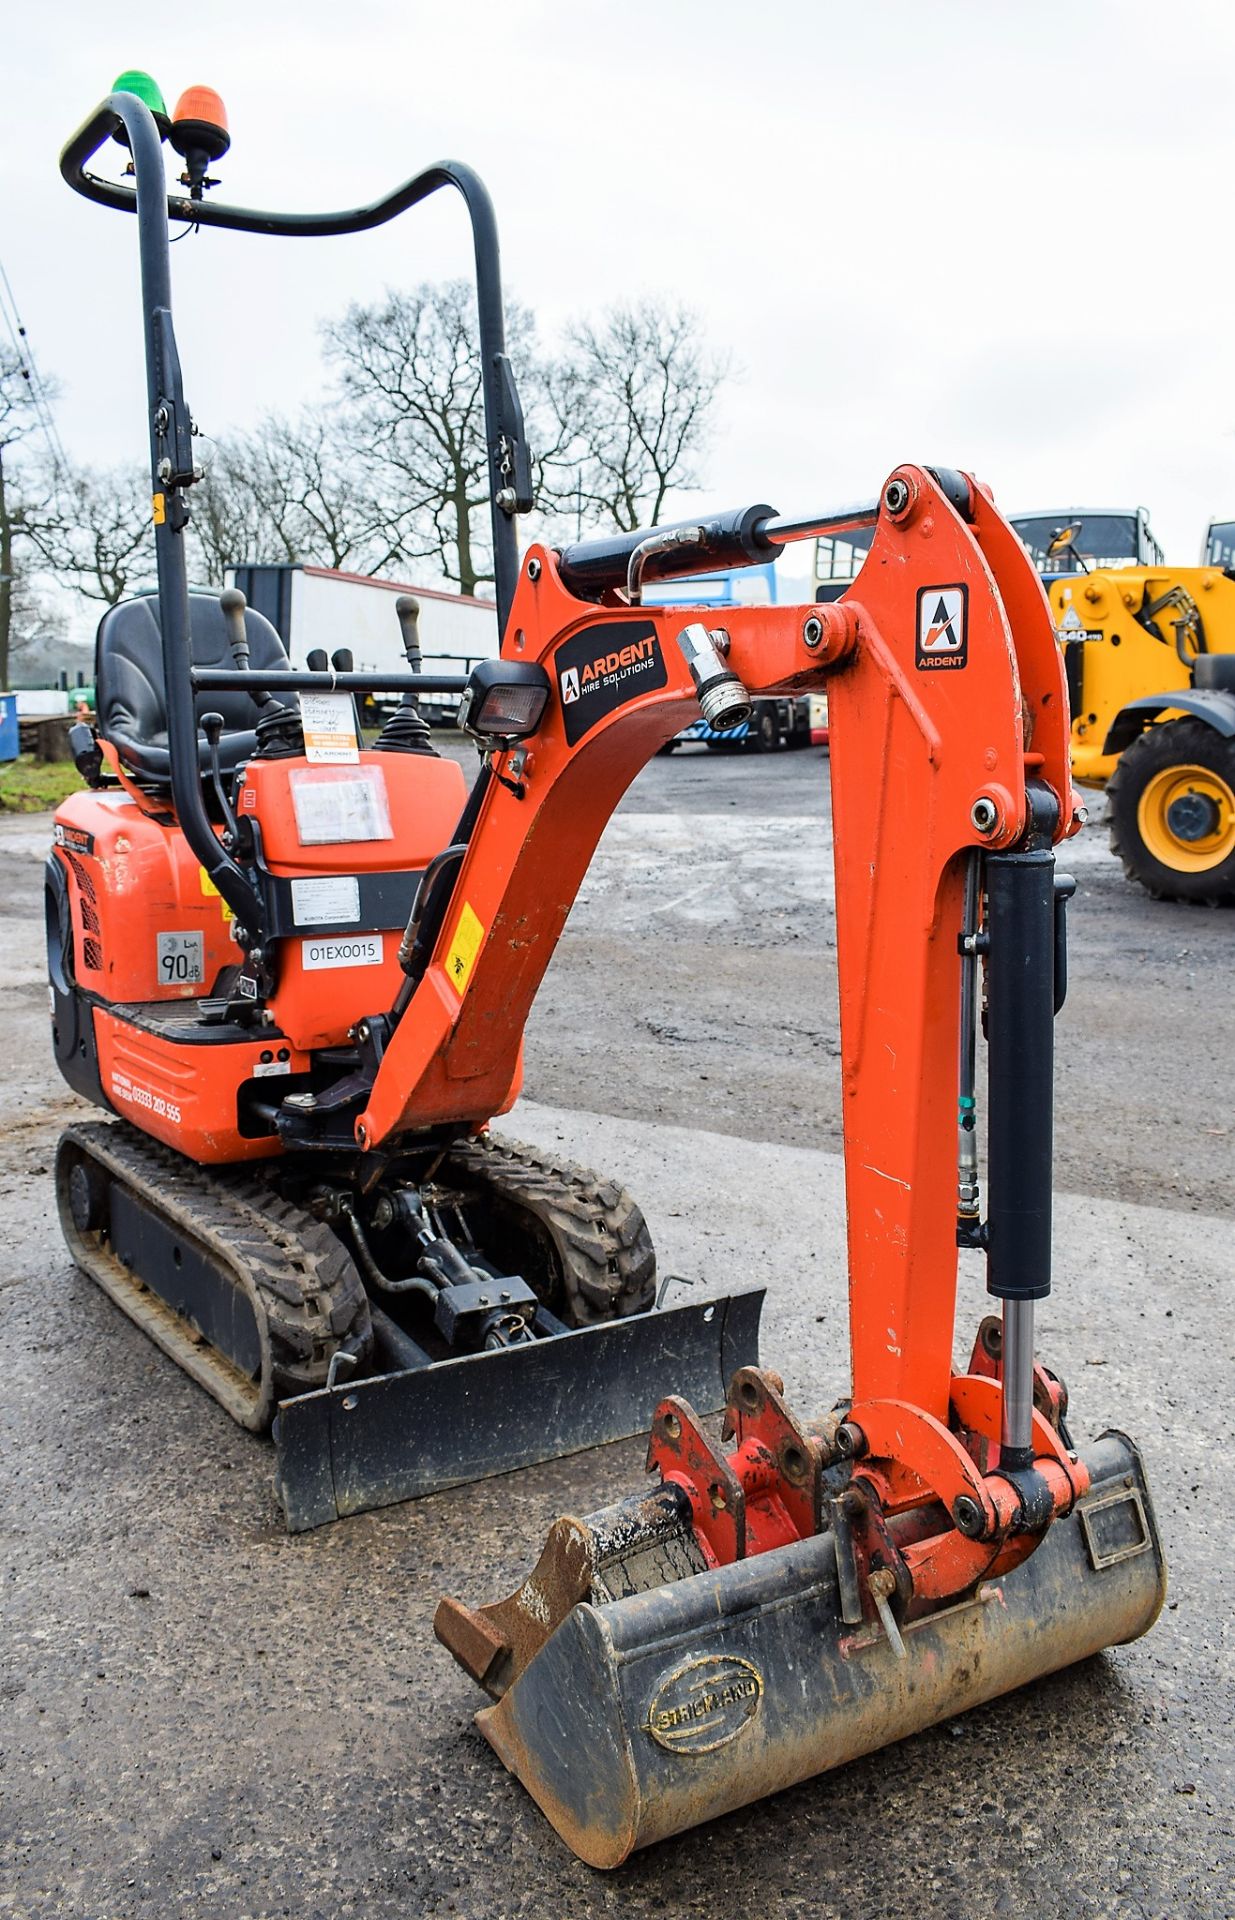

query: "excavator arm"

left=366, top=465, right=1076, bottom=1457
left=431, top=470, right=1164, bottom=1866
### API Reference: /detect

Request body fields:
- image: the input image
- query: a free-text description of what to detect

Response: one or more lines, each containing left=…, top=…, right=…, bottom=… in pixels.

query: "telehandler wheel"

left=1108, top=719, right=1235, bottom=904
left=439, top=1133, right=656, bottom=1325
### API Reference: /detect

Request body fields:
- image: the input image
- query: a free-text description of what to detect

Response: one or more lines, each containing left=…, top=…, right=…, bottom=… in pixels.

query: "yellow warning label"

left=199, top=866, right=234, bottom=921
left=444, top=900, right=484, bottom=998
left=152, top=492, right=166, bottom=525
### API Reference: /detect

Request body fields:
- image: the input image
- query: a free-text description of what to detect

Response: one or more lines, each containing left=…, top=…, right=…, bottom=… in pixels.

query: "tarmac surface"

left=2, top=743, right=1232, bottom=1919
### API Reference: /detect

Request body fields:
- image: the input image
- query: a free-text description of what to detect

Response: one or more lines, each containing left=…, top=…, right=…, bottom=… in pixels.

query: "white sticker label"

left=301, top=933, right=384, bottom=971
left=156, top=930, right=205, bottom=986
left=253, top=1060, right=292, bottom=1078
left=289, top=766, right=393, bottom=845
left=300, top=691, right=359, bottom=763
left=291, top=875, right=361, bottom=926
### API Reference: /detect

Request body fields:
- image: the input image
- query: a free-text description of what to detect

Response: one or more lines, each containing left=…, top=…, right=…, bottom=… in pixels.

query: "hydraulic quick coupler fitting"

left=674, top=622, right=753, bottom=732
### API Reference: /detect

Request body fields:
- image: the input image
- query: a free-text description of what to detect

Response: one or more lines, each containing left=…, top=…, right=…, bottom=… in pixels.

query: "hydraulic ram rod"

left=983, top=789, right=1060, bottom=1468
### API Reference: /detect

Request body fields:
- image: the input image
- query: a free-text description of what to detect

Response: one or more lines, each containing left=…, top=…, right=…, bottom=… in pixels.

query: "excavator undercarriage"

left=57, top=1120, right=758, bottom=1529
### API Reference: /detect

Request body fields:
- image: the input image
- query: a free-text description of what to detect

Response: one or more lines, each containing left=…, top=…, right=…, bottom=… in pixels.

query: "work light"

left=458, top=661, right=552, bottom=742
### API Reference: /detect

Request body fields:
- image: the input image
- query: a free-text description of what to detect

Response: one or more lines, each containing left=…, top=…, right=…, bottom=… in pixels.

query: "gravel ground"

left=1, top=745, right=1232, bottom=1919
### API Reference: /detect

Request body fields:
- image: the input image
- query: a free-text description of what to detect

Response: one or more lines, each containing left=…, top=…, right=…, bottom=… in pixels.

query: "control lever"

left=219, top=587, right=282, bottom=717
left=218, top=586, right=301, bottom=755
left=68, top=720, right=105, bottom=789
left=396, top=595, right=424, bottom=672
left=200, top=711, right=240, bottom=844
left=219, top=586, right=252, bottom=669
left=374, top=594, right=435, bottom=755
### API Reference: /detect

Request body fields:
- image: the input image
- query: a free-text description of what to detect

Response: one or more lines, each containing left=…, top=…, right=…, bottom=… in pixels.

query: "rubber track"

left=441, top=1132, right=656, bottom=1324
left=57, top=1120, right=371, bottom=1431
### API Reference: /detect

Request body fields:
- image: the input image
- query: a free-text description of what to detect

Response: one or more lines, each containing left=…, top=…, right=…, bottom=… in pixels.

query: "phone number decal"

left=110, top=1069, right=182, bottom=1127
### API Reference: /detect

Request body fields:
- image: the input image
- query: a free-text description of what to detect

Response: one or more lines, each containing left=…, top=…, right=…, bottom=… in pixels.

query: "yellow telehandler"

left=1009, top=510, right=1235, bottom=904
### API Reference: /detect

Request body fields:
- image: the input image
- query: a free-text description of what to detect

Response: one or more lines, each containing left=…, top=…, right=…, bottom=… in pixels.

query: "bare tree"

left=545, top=298, right=729, bottom=532
left=13, top=287, right=727, bottom=650
left=0, top=349, right=55, bottom=689
left=28, top=463, right=153, bottom=606
left=6, top=569, right=60, bottom=671
left=186, top=434, right=279, bottom=584
left=190, top=410, right=411, bottom=583
left=323, top=282, right=552, bottom=597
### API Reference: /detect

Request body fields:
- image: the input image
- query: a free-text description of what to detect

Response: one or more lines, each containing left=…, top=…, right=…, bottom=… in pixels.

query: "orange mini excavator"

left=49, top=78, right=766, bottom=1529
left=53, top=78, right=1164, bottom=1856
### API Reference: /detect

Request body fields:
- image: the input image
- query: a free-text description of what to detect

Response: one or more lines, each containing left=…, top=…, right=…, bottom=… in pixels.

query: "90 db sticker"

left=157, top=930, right=205, bottom=986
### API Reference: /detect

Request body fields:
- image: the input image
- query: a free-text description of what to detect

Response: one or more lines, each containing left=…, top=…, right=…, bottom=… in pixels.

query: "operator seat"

left=95, top=591, right=291, bottom=784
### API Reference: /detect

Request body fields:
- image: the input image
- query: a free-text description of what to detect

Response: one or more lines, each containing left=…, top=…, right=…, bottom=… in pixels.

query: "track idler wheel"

left=56, top=1122, right=372, bottom=1432
left=67, top=1154, right=109, bottom=1234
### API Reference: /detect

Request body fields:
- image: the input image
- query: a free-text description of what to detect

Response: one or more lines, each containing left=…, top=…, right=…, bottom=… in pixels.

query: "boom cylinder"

left=556, top=505, right=777, bottom=600
left=983, top=793, right=1060, bottom=1466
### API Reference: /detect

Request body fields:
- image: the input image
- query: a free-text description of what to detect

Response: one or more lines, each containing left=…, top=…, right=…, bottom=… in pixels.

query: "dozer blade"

left=438, top=1430, right=1164, bottom=1869
left=272, top=1287, right=764, bottom=1531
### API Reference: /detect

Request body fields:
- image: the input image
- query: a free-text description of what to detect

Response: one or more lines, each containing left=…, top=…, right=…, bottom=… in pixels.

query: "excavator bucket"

left=437, top=1423, right=1165, bottom=1868
left=273, top=1287, right=764, bottom=1531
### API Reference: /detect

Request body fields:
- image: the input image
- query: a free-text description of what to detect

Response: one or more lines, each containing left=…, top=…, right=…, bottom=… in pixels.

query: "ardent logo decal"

left=554, top=619, right=669, bottom=746
left=54, top=822, right=95, bottom=856
left=915, top=583, right=969, bottom=671
left=644, top=1654, right=764, bottom=1755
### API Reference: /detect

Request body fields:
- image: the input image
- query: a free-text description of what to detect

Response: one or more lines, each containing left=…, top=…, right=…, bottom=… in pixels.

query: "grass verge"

left=0, top=755, right=84, bottom=813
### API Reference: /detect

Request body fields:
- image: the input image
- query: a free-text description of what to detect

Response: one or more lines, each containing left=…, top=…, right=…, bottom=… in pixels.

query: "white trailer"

left=226, top=563, right=500, bottom=721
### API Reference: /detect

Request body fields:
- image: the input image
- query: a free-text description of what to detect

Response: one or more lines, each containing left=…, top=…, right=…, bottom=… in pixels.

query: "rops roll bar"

left=60, top=90, right=533, bottom=948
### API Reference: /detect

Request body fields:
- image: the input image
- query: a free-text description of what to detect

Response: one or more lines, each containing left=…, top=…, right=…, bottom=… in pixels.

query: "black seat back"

left=96, top=592, right=291, bottom=783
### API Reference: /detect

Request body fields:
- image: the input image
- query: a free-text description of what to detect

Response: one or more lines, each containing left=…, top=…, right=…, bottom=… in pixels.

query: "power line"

left=0, top=255, right=72, bottom=481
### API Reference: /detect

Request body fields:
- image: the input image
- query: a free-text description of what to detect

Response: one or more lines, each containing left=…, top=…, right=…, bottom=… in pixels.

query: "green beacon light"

left=109, top=70, right=170, bottom=143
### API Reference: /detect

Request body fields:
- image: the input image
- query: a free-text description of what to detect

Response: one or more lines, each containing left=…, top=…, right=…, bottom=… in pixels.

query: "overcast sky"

left=4, top=0, right=1233, bottom=587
